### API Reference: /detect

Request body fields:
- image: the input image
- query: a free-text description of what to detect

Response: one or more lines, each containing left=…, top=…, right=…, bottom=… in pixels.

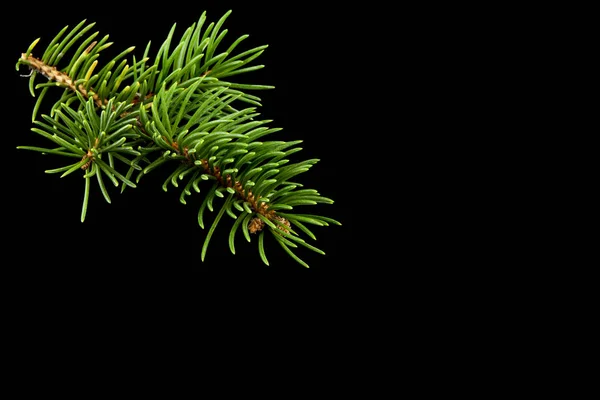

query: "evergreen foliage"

left=16, top=10, right=339, bottom=267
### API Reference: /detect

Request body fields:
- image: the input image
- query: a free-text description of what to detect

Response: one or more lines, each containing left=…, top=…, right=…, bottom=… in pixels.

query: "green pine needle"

left=81, top=176, right=90, bottom=222
left=258, top=232, right=269, bottom=266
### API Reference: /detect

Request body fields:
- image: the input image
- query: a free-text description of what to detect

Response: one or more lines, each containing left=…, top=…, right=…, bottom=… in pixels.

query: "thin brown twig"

left=21, top=55, right=284, bottom=233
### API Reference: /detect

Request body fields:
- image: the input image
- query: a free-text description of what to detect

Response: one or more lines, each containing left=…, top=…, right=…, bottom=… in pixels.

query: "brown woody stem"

left=180, top=147, right=288, bottom=234
left=21, top=54, right=106, bottom=107
left=22, top=55, right=287, bottom=233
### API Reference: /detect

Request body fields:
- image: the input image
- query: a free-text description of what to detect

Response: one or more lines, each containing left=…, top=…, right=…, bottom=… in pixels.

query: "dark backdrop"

left=3, top=3, right=361, bottom=271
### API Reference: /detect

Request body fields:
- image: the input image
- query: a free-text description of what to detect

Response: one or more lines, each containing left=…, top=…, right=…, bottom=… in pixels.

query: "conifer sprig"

left=16, top=10, right=339, bottom=267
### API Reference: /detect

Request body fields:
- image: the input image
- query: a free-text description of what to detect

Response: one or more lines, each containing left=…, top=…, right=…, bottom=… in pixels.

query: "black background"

left=3, top=2, right=363, bottom=271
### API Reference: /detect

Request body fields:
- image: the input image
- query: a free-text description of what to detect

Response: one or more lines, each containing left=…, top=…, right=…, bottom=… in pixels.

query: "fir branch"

left=16, top=10, right=339, bottom=267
